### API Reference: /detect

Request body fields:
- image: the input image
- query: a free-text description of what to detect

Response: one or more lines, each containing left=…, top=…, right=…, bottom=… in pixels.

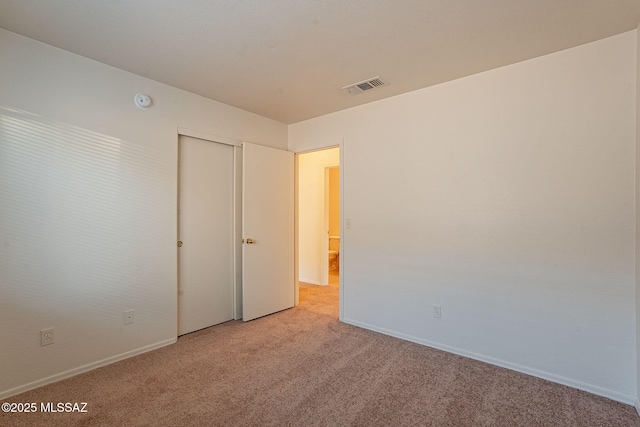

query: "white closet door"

left=178, top=135, right=234, bottom=335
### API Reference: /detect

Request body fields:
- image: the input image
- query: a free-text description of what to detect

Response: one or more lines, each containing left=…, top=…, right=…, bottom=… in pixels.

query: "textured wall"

left=0, top=28, right=287, bottom=398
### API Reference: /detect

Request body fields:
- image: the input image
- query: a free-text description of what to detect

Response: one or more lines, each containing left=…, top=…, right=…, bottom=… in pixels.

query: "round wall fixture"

left=134, top=93, right=152, bottom=109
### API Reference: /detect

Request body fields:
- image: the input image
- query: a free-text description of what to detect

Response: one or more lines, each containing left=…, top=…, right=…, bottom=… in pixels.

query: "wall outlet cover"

left=40, top=328, right=54, bottom=346
left=124, top=309, right=135, bottom=325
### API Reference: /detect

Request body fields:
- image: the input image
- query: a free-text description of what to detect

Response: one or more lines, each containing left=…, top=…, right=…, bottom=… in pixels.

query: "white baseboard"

left=342, top=317, right=636, bottom=406
left=0, top=338, right=176, bottom=400
left=299, top=278, right=324, bottom=285
left=635, top=400, right=640, bottom=418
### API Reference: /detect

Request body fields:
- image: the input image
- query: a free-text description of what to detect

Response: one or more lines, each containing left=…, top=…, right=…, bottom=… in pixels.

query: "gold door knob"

left=177, top=241, right=183, bottom=247
left=245, top=238, right=255, bottom=244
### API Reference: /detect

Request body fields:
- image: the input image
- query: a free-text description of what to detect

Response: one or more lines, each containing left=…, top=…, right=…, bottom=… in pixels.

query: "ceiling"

left=1, top=1, right=639, bottom=124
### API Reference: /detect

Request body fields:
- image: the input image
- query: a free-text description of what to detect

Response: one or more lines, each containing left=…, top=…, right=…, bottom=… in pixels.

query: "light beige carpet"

left=1, top=283, right=639, bottom=426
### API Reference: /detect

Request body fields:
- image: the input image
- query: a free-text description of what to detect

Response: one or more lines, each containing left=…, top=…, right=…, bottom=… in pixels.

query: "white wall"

left=290, top=31, right=637, bottom=403
left=298, top=148, right=340, bottom=284
left=0, top=29, right=287, bottom=398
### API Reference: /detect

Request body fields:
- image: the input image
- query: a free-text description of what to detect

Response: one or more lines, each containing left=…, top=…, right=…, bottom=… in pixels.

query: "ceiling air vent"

left=342, top=76, right=389, bottom=95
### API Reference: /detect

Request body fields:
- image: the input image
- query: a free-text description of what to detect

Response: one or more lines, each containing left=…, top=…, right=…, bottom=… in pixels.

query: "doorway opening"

left=296, top=146, right=341, bottom=295
left=327, top=166, right=340, bottom=287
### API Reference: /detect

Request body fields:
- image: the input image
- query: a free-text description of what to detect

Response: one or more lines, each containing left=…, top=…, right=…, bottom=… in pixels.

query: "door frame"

left=294, top=141, right=344, bottom=321
left=177, top=127, right=244, bottom=322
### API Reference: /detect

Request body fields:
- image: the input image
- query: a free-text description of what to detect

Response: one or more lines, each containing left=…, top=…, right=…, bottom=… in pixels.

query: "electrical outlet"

left=40, top=328, right=54, bottom=346
left=433, top=305, right=442, bottom=319
left=123, top=309, right=135, bottom=325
